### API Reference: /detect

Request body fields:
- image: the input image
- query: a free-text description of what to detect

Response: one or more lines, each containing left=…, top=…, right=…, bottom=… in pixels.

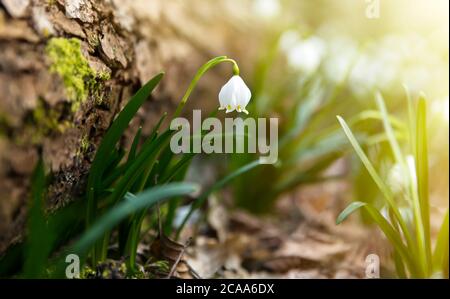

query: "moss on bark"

left=45, top=37, right=110, bottom=111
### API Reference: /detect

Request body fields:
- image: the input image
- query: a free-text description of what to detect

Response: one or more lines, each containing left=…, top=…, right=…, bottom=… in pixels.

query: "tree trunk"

left=0, top=0, right=258, bottom=253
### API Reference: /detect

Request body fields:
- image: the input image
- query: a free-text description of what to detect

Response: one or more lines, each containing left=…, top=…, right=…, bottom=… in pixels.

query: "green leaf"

left=104, top=130, right=171, bottom=209
left=103, top=148, right=126, bottom=178
left=404, top=85, right=416, bottom=157
left=393, top=249, right=407, bottom=278
left=86, top=73, right=164, bottom=226
left=131, top=114, right=168, bottom=191
left=159, top=153, right=196, bottom=184
left=433, top=210, right=449, bottom=277
left=336, top=201, right=367, bottom=224
left=347, top=110, right=406, bottom=133
left=337, top=201, right=414, bottom=274
left=415, top=94, right=431, bottom=271
left=375, top=92, right=404, bottom=166
left=126, top=127, right=142, bottom=165
left=71, top=183, right=198, bottom=260
left=337, top=115, right=415, bottom=257
left=23, top=159, right=53, bottom=278
left=376, top=92, right=428, bottom=275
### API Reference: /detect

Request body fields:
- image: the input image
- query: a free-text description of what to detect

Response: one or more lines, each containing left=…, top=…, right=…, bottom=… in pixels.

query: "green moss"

left=80, top=266, right=96, bottom=279
left=45, top=38, right=110, bottom=111
left=76, top=134, right=90, bottom=157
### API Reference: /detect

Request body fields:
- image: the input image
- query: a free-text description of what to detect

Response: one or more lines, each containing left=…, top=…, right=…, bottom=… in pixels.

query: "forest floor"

left=91, top=176, right=390, bottom=279
left=181, top=182, right=386, bottom=279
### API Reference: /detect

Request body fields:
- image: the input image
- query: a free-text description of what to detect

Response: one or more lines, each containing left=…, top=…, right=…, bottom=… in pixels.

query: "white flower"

left=279, top=30, right=301, bottom=53
left=286, top=36, right=326, bottom=74
left=431, top=96, right=449, bottom=123
left=218, top=75, right=251, bottom=114
left=252, top=0, right=281, bottom=19
left=323, top=36, right=358, bottom=83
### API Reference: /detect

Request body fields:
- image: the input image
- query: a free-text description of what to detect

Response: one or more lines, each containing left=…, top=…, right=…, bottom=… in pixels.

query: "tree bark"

left=0, top=0, right=258, bottom=253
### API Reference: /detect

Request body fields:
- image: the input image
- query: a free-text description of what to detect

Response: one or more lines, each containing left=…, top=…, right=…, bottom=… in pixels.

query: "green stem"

left=127, top=220, right=140, bottom=273
left=173, top=56, right=240, bottom=118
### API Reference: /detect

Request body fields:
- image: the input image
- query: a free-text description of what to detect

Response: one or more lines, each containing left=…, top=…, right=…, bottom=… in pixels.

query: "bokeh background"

left=0, top=0, right=448, bottom=278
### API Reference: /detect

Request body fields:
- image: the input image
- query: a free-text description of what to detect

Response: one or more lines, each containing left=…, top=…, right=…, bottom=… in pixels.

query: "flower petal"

left=219, top=75, right=251, bottom=114
left=219, top=78, right=234, bottom=109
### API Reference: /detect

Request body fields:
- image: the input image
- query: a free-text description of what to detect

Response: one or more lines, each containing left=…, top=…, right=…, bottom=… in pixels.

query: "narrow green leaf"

left=347, top=110, right=406, bottom=131
left=393, top=249, right=407, bottom=278
left=108, top=129, right=173, bottom=206
left=336, top=201, right=366, bottom=224
left=433, top=210, right=449, bottom=276
left=23, top=159, right=52, bottom=278
left=103, top=148, right=126, bottom=178
left=416, top=94, right=431, bottom=272
left=337, top=201, right=414, bottom=274
left=376, top=92, right=428, bottom=275
left=127, top=127, right=142, bottom=165
left=404, top=85, right=416, bottom=157
left=159, top=153, right=196, bottom=184
left=375, top=92, right=404, bottom=166
left=337, top=116, right=414, bottom=253
left=87, top=73, right=164, bottom=226
left=71, top=183, right=198, bottom=260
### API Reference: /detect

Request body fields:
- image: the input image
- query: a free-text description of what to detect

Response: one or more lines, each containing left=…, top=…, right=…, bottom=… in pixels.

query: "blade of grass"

left=415, top=94, right=431, bottom=274
left=393, top=249, right=407, bottom=278
left=337, top=116, right=415, bottom=256
left=375, top=92, right=404, bottom=165
left=126, top=127, right=142, bottom=165
left=131, top=114, right=168, bottom=191
left=376, top=92, right=428, bottom=275
left=95, top=129, right=172, bottom=262
left=432, top=210, right=448, bottom=276
left=159, top=153, right=196, bottom=184
left=103, top=148, right=126, bottom=178
left=23, top=159, right=52, bottom=278
left=336, top=201, right=366, bottom=224
left=53, top=183, right=198, bottom=277
left=162, top=158, right=193, bottom=234
left=95, top=130, right=172, bottom=259
left=87, top=73, right=164, bottom=231
left=337, top=201, right=415, bottom=274
left=404, top=85, right=416, bottom=157
left=107, top=129, right=173, bottom=206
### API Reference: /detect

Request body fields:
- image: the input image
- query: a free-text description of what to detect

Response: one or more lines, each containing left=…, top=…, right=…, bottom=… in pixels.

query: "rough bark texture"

left=0, top=0, right=259, bottom=253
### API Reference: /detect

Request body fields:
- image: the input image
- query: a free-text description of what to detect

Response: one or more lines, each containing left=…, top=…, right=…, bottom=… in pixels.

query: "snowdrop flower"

left=279, top=30, right=301, bottom=53
left=286, top=36, right=326, bottom=74
left=431, top=96, right=449, bottom=123
left=218, top=75, right=252, bottom=114
left=323, top=36, right=358, bottom=83
left=252, top=0, right=281, bottom=19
